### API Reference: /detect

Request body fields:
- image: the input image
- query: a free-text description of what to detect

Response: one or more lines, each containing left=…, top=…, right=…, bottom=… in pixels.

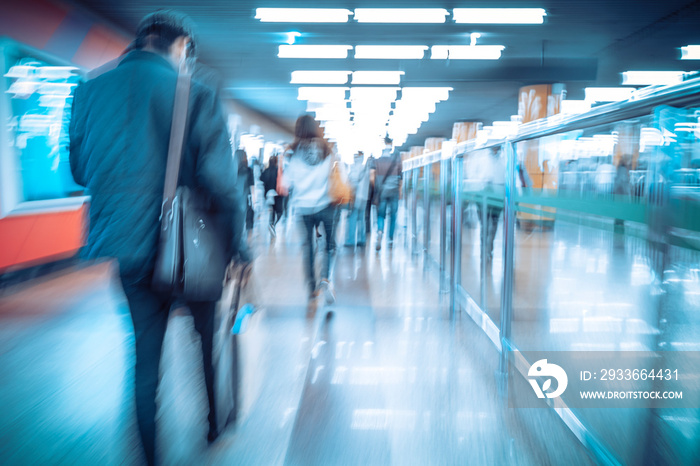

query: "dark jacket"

left=261, top=164, right=278, bottom=196
left=70, top=50, right=243, bottom=281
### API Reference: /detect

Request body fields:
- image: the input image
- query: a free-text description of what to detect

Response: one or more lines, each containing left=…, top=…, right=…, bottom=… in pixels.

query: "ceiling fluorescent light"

left=560, top=100, right=591, bottom=115
left=584, top=87, right=634, bottom=103
left=355, top=46, right=428, bottom=59
left=314, top=108, right=351, bottom=121
left=350, top=87, right=400, bottom=101
left=401, top=87, right=452, bottom=101
left=306, top=102, right=349, bottom=113
left=291, top=71, right=351, bottom=84
left=452, top=8, right=546, bottom=24
left=681, top=45, right=700, bottom=60
left=298, top=87, right=349, bottom=102
left=279, top=45, right=352, bottom=59
left=256, top=8, right=352, bottom=23
left=354, top=8, right=448, bottom=23
left=352, top=71, right=405, bottom=85
left=621, top=71, right=685, bottom=86
left=431, top=45, right=504, bottom=60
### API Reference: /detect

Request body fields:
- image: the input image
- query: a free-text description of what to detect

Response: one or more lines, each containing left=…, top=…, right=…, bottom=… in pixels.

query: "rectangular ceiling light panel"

left=354, top=8, right=448, bottom=23
left=256, top=8, right=352, bottom=23
left=354, top=46, right=428, bottom=59
left=291, top=71, right=351, bottom=84
left=401, top=87, right=452, bottom=101
left=621, top=71, right=685, bottom=86
left=298, top=87, right=349, bottom=102
left=681, top=45, right=700, bottom=60
left=279, top=45, right=352, bottom=59
left=352, top=71, right=405, bottom=85
left=452, top=8, right=546, bottom=24
left=350, top=87, right=400, bottom=101
left=431, top=45, right=504, bottom=60
left=584, top=87, right=635, bottom=103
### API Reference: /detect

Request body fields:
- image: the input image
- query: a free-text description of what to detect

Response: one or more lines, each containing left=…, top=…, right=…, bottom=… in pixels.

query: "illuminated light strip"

left=279, top=45, right=352, bottom=59
left=621, top=71, right=685, bottom=86
left=452, top=8, right=546, bottom=24
left=681, top=45, right=700, bottom=59
left=255, top=8, right=352, bottom=23
left=431, top=45, right=504, bottom=60
left=353, top=8, right=448, bottom=23
left=291, top=70, right=351, bottom=84
left=350, top=87, right=400, bottom=101
left=584, top=87, right=635, bottom=102
left=354, top=46, right=428, bottom=59
left=352, top=71, right=404, bottom=85
left=297, top=87, right=349, bottom=102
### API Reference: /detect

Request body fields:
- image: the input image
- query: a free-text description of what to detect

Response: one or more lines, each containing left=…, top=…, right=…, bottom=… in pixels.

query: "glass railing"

left=402, top=76, right=700, bottom=466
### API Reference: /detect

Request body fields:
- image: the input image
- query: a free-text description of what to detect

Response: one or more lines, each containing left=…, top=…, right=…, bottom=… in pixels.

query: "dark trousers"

left=269, top=196, right=284, bottom=226
left=476, top=205, right=503, bottom=258
left=121, top=276, right=217, bottom=466
left=300, top=204, right=337, bottom=295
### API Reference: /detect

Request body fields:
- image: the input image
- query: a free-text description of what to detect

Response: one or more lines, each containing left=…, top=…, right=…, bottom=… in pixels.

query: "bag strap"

left=380, top=153, right=399, bottom=186
left=161, top=73, right=192, bottom=207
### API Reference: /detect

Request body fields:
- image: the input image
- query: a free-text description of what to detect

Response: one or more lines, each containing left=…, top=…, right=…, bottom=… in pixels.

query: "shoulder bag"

left=328, top=155, right=354, bottom=205
left=152, top=73, right=228, bottom=301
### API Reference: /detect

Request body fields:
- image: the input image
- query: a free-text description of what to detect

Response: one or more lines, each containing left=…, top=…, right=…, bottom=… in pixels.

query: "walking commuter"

left=69, top=10, right=246, bottom=464
left=261, top=155, right=284, bottom=237
left=475, top=146, right=505, bottom=263
left=344, top=152, right=371, bottom=248
left=364, top=151, right=375, bottom=234
left=281, top=115, right=338, bottom=306
left=236, top=149, right=255, bottom=238
left=372, top=137, right=402, bottom=251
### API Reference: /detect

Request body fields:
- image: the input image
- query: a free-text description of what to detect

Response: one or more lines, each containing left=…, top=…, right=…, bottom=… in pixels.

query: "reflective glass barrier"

left=402, top=78, right=700, bottom=465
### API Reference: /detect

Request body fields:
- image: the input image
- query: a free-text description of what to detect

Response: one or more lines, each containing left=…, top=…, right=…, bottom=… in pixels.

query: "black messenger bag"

left=152, top=73, right=228, bottom=302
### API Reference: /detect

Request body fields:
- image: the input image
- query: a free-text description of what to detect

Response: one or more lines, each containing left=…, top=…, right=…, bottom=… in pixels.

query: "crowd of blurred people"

left=67, top=7, right=407, bottom=464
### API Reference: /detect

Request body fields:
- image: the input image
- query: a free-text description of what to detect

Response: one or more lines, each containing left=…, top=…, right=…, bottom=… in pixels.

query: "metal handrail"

left=402, top=76, right=700, bottom=171
left=514, top=76, right=700, bottom=142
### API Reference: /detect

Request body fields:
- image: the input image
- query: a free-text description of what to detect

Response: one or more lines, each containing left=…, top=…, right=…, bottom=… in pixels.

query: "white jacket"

left=282, top=140, right=333, bottom=215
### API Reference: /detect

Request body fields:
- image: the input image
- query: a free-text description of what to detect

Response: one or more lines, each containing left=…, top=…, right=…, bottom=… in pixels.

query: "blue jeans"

left=301, top=204, right=337, bottom=295
left=377, top=195, right=399, bottom=242
left=344, top=204, right=366, bottom=246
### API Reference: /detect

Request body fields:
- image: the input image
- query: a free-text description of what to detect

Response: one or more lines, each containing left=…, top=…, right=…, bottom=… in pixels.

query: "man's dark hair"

left=134, top=10, right=197, bottom=57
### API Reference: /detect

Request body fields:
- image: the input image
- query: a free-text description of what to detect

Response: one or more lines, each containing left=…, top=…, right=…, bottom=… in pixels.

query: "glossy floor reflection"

left=0, top=212, right=592, bottom=465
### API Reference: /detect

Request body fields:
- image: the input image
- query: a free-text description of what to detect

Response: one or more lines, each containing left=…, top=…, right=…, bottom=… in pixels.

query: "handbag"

left=328, top=156, right=354, bottom=205
left=152, top=73, right=228, bottom=302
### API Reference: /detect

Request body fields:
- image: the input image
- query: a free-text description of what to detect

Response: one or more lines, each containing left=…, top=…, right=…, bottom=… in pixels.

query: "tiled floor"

left=0, top=213, right=593, bottom=465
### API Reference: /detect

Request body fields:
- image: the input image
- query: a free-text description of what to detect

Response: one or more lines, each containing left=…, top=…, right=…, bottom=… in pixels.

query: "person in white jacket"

left=282, top=115, right=337, bottom=305
left=344, top=152, right=370, bottom=247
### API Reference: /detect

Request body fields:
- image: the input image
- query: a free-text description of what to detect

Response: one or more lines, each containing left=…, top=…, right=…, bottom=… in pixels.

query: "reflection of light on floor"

left=351, top=409, right=417, bottom=431
left=571, top=343, right=617, bottom=350
left=550, top=317, right=657, bottom=335
left=619, top=342, right=650, bottom=351
left=330, top=366, right=420, bottom=385
left=583, top=317, right=623, bottom=333
left=550, top=318, right=580, bottom=333
left=670, top=342, right=700, bottom=350
left=632, top=262, right=653, bottom=286
left=311, top=340, right=326, bottom=359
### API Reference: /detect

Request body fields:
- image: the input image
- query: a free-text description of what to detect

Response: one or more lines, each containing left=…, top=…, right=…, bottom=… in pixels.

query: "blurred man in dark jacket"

left=69, top=10, right=243, bottom=464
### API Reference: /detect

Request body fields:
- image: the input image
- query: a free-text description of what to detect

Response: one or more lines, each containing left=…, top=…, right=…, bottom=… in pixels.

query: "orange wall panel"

left=0, top=206, right=87, bottom=271
left=72, top=24, right=129, bottom=69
